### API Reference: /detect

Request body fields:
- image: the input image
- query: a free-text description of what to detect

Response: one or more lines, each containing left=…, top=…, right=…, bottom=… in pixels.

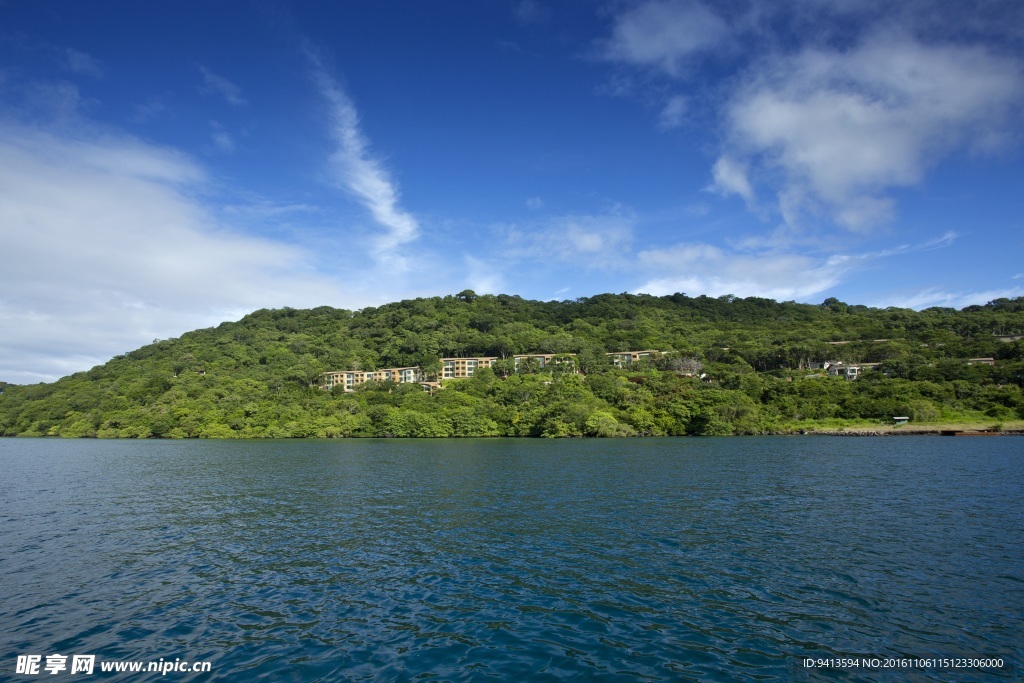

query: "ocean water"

left=1, top=437, right=1021, bottom=681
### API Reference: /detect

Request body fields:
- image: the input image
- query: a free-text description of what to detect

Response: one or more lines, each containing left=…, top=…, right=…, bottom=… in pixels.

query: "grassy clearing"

left=794, top=419, right=1024, bottom=434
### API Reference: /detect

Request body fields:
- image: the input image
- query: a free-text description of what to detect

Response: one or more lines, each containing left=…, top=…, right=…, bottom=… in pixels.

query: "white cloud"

left=915, top=230, right=957, bottom=251
left=199, top=66, right=246, bottom=106
left=526, top=196, right=544, bottom=210
left=463, top=255, right=505, bottom=295
left=305, top=48, right=419, bottom=268
left=211, top=132, right=234, bottom=152
left=0, top=123, right=352, bottom=383
left=514, top=0, right=551, bottom=27
left=874, top=287, right=1024, bottom=310
left=64, top=48, right=103, bottom=78
left=635, top=243, right=843, bottom=300
left=220, top=200, right=319, bottom=219
left=505, top=210, right=635, bottom=269
left=709, top=155, right=755, bottom=204
left=724, top=31, right=1024, bottom=230
left=602, top=0, right=729, bottom=77
left=209, top=121, right=234, bottom=152
left=598, top=3, right=1024, bottom=232
left=658, top=95, right=688, bottom=129
left=634, top=229, right=961, bottom=302
left=133, top=97, right=167, bottom=123
left=18, top=80, right=88, bottom=122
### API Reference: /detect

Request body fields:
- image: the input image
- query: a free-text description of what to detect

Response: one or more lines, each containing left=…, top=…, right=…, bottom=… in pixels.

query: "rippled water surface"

left=2, top=437, right=1021, bottom=681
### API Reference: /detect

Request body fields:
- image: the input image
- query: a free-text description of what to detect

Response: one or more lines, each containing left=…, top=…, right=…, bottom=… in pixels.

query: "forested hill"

left=2, top=292, right=1023, bottom=438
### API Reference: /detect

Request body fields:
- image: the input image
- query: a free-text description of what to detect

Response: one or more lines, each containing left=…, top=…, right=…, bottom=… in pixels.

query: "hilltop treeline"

left=1, top=292, right=1023, bottom=437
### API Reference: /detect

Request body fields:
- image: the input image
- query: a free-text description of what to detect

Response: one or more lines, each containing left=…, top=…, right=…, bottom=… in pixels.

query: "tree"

left=4, top=291, right=1023, bottom=438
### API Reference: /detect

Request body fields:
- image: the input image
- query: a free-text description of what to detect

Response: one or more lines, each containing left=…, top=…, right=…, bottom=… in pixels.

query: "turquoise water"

left=1, top=437, right=1021, bottom=681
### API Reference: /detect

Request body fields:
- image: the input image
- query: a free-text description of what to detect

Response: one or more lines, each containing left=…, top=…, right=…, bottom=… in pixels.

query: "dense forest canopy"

left=1, top=292, right=1023, bottom=438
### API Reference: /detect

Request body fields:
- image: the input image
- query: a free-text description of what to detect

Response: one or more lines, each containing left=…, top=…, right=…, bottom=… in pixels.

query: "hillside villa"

left=322, top=350, right=664, bottom=392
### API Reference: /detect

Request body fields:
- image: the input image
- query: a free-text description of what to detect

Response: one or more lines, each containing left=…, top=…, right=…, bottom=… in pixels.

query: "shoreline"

left=4, top=427, right=1024, bottom=439
left=774, top=427, right=1024, bottom=437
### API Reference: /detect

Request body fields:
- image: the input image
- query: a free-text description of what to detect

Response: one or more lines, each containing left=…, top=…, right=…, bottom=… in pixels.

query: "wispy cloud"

left=503, top=209, right=635, bottom=270
left=209, top=120, right=234, bottom=152
left=463, top=255, right=505, bottom=295
left=600, top=0, right=729, bottom=77
left=199, top=66, right=246, bottom=106
left=220, top=200, right=319, bottom=219
left=657, top=94, right=688, bottom=130
left=304, top=45, right=419, bottom=267
left=634, top=243, right=843, bottom=301
left=634, top=230, right=960, bottom=302
left=485, top=199, right=962, bottom=305
left=708, top=156, right=755, bottom=205
left=64, top=48, right=102, bottom=78
left=0, top=122, right=351, bottom=383
left=11, top=80, right=90, bottom=123
left=133, top=97, right=167, bottom=122
left=513, top=0, right=551, bottom=28
left=874, top=287, right=1024, bottom=310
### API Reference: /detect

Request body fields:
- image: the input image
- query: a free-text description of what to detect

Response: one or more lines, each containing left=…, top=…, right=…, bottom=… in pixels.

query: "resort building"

left=418, top=381, right=441, bottom=394
left=607, top=350, right=661, bottom=367
left=322, top=366, right=423, bottom=392
left=321, top=349, right=667, bottom=391
left=826, top=362, right=860, bottom=380
left=820, top=361, right=880, bottom=380
left=513, top=353, right=578, bottom=372
left=440, top=357, right=498, bottom=379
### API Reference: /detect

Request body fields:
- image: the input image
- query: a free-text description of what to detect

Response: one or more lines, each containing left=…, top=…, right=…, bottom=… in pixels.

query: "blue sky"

left=2, top=1, right=1023, bottom=383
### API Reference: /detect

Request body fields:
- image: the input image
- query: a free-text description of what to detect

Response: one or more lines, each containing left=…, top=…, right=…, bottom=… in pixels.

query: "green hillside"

left=2, top=292, right=1023, bottom=438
